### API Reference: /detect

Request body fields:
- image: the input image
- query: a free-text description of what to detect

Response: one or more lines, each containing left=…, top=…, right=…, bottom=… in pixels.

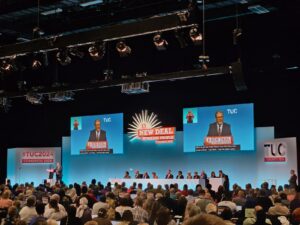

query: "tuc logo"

left=264, top=141, right=287, bottom=162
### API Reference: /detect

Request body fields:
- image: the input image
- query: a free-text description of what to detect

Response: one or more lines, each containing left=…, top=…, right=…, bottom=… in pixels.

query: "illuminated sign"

left=128, top=110, right=176, bottom=144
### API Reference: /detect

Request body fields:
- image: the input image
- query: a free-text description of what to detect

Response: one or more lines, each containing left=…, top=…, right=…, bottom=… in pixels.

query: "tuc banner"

left=21, top=149, right=55, bottom=164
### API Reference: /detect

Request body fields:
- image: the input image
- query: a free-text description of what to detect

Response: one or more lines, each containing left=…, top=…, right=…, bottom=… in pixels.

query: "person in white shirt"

left=19, top=196, right=38, bottom=224
left=44, top=199, right=67, bottom=221
left=45, top=194, right=67, bottom=214
left=92, top=195, right=109, bottom=215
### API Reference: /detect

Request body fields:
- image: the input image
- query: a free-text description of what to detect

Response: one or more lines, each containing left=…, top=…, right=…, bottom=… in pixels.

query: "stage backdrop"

left=61, top=127, right=297, bottom=188
left=7, top=147, right=61, bottom=185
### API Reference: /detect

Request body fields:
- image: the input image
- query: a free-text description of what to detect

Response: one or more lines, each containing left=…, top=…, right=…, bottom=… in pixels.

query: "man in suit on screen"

left=207, top=111, right=232, bottom=136
left=88, top=119, right=107, bottom=142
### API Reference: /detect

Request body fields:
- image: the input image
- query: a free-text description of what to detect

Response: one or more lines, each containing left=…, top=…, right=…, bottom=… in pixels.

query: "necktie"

left=97, top=132, right=100, bottom=140
left=218, top=125, right=221, bottom=136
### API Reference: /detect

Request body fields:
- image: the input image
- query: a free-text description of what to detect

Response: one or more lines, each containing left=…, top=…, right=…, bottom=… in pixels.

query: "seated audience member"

left=19, top=196, right=38, bottom=224
left=93, top=208, right=112, bottom=225
left=176, top=171, right=184, bottom=179
left=60, top=206, right=83, bottom=225
left=183, top=214, right=226, bottom=225
left=290, top=192, right=300, bottom=212
left=195, top=190, right=213, bottom=212
left=186, top=190, right=195, bottom=203
left=116, top=210, right=137, bottom=225
left=76, top=197, right=92, bottom=224
left=124, top=171, right=131, bottom=179
left=44, top=199, right=67, bottom=221
left=243, top=205, right=271, bottom=225
left=115, top=198, right=133, bottom=219
left=2, top=206, right=19, bottom=225
left=155, top=207, right=176, bottom=225
left=186, top=172, right=193, bottom=179
left=268, top=196, right=289, bottom=216
left=92, top=195, right=109, bottom=215
left=29, top=203, right=46, bottom=225
left=66, top=185, right=77, bottom=203
left=0, top=191, right=13, bottom=209
left=255, top=189, right=273, bottom=213
left=45, top=194, right=67, bottom=214
left=218, top=197, right=237, bottom=213
left=47, top=219, right=58, bottom=225
left=232, top=190, right=247, bottom=207
left=205, top=203, right=217, bottom=215
left=131, top=197, right=148, bottom=223
left=219, top=207, right=234, bottom=225
left=84, top=221, right=98, bottom=225
left=184, top=204, right=201, bottom=221
left=181, top=185, right=189, bottom=197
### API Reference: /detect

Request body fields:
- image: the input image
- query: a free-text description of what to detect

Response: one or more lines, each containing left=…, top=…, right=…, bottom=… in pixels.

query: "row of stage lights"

left=0, top=27, right=203, bottom=74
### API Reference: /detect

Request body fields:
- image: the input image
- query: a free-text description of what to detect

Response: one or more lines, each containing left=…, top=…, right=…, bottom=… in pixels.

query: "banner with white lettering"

left=21, top=149, right=56, bottom=164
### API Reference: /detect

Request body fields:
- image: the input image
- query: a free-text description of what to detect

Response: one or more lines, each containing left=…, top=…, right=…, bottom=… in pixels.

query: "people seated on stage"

left=218, top=170, right=225, bottom=178
left=165, top=169, right=174, bottom=179
left=176, top=171, right=184, bottom=179
left=124, top=171, right=131, bottom=179
left=152, top=172, right=158, bottom=179
left=193, top=172, right=200, bottom=179
left=200, top=170, right=208, bottom=179
left=210, top=171, right=216, bottom=178
left=134, top=170, right=143, bottom=179
left=186, top=172, right=193, bottom=179
left=143, top=172, right=150, bottom=179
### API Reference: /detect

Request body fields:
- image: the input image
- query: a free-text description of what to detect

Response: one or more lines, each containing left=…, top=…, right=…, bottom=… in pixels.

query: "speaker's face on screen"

left=216, top=112, right=224, bottom=125
left=95, top=120, right=101, bottom=131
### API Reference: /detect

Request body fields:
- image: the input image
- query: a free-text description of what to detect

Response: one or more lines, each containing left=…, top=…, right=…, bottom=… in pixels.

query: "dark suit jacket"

left=176, top=175, right=184, bottom=179
left=165, top=174, right=174, bottom=179
left=88, top=129, right=107, bottom=142
left=135, top=174, right=143, bottom=179
left=207, top=122, right=232, bottom=136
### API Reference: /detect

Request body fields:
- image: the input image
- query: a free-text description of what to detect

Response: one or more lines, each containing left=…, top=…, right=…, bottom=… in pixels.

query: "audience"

left=1, top=176, right=300, bottom=225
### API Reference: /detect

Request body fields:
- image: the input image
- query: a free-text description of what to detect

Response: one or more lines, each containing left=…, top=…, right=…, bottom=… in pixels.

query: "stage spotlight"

left=32, top=59, right=42, bottom=70
left=153, top=34, right=168, bottom=51
left=199, top=55, right=210, bottom=70
left=189, top=27, right=202, bottom=45
left=88, top=42, right=105, bottom=61
left=1, top=59, right=17, bottom=73
left=116, top=40, right=131, bottom=57
left=56, top=49, right=71, bottom=66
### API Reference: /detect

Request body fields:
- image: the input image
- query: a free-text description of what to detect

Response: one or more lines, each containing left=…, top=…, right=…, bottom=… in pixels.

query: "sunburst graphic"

left=128, top=110, right=162, bottom=141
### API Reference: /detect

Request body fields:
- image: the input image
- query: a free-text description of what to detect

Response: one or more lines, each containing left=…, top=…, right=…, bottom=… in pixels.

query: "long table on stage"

left=109, top=178, right=224, bottom=191
left=109, top=178, right=206, bottom=190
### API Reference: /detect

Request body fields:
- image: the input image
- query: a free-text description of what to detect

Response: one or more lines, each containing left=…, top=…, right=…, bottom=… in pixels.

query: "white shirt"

left=19, top=206, right=38, bottom=224
left=92, top=201, right=110, bottom=215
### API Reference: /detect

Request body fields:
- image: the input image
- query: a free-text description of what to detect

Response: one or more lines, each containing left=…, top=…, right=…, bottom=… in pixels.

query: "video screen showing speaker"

left=71, top=113, right=123, bottom=155
left=183, top=103, right=254, bottom=152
